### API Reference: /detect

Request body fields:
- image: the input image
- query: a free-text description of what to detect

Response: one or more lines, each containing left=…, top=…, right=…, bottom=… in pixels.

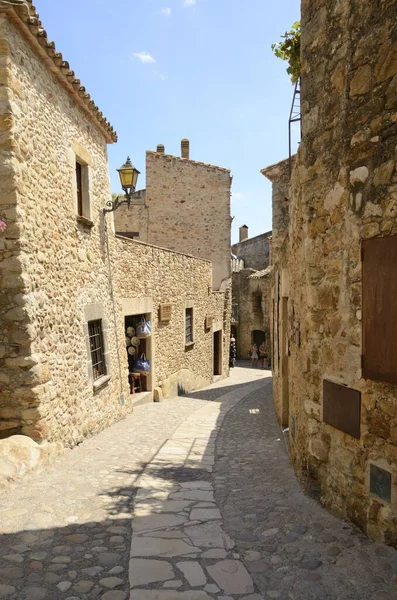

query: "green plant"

left=271, top=21, right=301, bottom=84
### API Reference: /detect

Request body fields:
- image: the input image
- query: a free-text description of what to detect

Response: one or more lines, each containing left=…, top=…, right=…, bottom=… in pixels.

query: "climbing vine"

left=271, top=21, right=301, bottom=84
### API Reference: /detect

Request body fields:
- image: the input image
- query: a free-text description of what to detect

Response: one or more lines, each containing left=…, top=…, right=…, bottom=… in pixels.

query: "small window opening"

left=253, top=292, right=262, bottom=313
left=185, top=307, right=194, bottom=345
left=88, top=320, right=107, bottom=381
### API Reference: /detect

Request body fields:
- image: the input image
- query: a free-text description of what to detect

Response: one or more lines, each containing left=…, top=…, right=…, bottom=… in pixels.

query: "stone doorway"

left=252, top=330, right=266, bottom=347
left=280, top=297, right=289, bottom=427
left=213, top=330, right=222, bottom=376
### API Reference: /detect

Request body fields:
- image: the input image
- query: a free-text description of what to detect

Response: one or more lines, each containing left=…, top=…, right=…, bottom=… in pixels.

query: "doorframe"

left=213, top=327, right=223, bottom=379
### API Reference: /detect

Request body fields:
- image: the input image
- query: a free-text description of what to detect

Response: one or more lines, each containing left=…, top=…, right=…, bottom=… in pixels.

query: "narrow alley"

left=0, top=365, right=396, bottom=600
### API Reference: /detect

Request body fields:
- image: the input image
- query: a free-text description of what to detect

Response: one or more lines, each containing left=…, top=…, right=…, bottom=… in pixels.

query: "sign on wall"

left=323, top=379, right=361, bottom=439
left=205, top=316, right=214, bottom=330
left=159, top=303, right=172, bottom=322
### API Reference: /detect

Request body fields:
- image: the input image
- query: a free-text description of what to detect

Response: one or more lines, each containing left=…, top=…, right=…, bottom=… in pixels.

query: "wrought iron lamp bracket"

left=102, top=192, right=132, bottom=215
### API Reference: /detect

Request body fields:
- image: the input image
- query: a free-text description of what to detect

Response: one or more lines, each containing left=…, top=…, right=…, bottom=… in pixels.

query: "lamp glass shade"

left=117, top=157, right=140, bottom=191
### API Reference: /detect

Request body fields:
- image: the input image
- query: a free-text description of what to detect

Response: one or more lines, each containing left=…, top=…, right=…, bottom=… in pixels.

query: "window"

left=76, top=161, right=83, bottom=217
left=75, top=159, right=92, bottom=224
left=253, top=292, right=262, bottom=313
left=185, top=307, right=194, bottom=345
left=88, top=320, right=107, bottom=381
left=362, top=236, right=397, bottom=384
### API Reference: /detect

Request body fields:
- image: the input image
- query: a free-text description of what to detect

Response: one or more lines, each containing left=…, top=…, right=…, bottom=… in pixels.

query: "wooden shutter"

left=362, top=236, right=397, bottom=384
left=76, top=161, right=83, bottom=216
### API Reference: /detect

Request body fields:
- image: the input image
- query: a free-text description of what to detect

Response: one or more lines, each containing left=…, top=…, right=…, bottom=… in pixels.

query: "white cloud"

left=133, top=51, right=156, bottom=64
left=161, top=7, right=172, bottom=16
left=183, top=0, right=196, bottom=6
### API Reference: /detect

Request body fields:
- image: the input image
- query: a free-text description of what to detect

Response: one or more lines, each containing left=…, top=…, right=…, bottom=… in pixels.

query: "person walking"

left=259, top=342, right=267, bottom=369
left=229, top=336, right=237, bottom=368
left=251, top=343, right=258, bottom=368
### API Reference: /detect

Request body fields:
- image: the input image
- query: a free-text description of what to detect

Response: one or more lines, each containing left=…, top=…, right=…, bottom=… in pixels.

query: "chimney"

left=181, top=138, right=190, bottom=159
left=239, top=225, right=248, bottom=242
left=156, top=144, right=165, bottom=153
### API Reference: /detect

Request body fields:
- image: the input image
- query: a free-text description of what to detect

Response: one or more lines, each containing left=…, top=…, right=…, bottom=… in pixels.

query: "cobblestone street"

left=0, top=364, right=396, bottom=600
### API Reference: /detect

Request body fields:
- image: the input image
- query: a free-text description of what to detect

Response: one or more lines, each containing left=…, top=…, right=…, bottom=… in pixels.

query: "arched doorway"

left=252, top=330, right=266, bottom=347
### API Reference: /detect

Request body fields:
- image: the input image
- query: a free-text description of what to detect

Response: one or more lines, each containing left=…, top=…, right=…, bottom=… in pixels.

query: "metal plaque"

left=159, top=303, right=172, bottom=322
left=370, top=464, right=392, bottom=503
left=322, top=380, right=361, bottom=439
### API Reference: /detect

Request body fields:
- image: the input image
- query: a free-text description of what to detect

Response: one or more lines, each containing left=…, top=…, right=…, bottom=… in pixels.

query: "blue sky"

left=37, top=0, right=300, bottom=244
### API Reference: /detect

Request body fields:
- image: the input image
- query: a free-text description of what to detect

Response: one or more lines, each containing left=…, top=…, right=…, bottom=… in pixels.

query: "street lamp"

left=103, top=157, right=141, bottom=214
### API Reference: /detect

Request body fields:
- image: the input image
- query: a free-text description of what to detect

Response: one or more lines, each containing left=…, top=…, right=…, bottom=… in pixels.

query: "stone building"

left=231, top=225, right=271, bottom=272
left=0, top=0, right=231, bottom=464
left=114, top=140, right=232, bottom=291
left=263, top=0, right=397, bottom=543
left=231, top=226, right=272, bottom=360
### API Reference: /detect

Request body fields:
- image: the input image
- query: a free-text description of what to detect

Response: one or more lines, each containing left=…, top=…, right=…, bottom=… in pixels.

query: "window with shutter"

left=362, top=236, right=397, bottom=384
left=76, top=161, right=83, bottom=217
left=75, top=158, right=92, bottom=224
left=88, top=320, right=107, bottom=381
left=185, top=307, right=194, bottom=345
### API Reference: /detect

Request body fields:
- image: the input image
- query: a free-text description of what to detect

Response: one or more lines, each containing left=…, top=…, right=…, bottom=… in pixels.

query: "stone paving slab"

left=0, top=383, right=250, bottom=600
left=2, top=362, right=395, bottom=600
left=127, top=374, right=267, bottom=599
left=0, top=365, right=265, bottom=600
left=215, top=381, right=397, bottom=600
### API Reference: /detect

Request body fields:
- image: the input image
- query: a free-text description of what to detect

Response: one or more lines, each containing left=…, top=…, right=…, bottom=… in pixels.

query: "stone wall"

left=266, top=0, right=397, bottom=543
left=231, top=231, right=271, bottom=271
left=0, top=13, right=230, bottom=448
left=0, top=13, right=129, bottom=444
left=232, top=269, right=271, bottom=360
left=114, top=190, right=148, bottom=240
left=115, top=147, right=232, bottom=291
left=261, top=159, right=291, bottom=425
left=114, top=237, right=231, bottom=397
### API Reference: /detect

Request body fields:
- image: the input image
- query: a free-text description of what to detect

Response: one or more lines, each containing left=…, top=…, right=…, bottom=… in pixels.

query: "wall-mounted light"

left=103, top=157, right=141, bottom=214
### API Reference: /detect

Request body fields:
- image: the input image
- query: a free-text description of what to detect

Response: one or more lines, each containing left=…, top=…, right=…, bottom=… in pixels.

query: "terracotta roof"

left=0, top=0, right=117, bottom=143
left=147, top=151, right=231, bottom=173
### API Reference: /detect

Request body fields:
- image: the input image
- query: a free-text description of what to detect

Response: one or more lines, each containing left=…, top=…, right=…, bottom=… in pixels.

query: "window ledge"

left=77, top=215, right=94, bottom=229
left=93, top=374, right=111, bottom=392
left=185, top=341, right=195, bottom=351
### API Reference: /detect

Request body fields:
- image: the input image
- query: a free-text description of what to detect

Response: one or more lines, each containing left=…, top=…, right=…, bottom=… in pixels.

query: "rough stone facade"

left=264, top=0, right=397, bottom=544
left=231, top=268, right=271, bottom=360
left=115, top=238, right=230, bottom=397
left=0, top=3, right=230, bottom=451
left=114, top=143, right=232, bottom=291
left=231, top=228, right=271, bottom=271
left=231, top=227, right=272, bottom=361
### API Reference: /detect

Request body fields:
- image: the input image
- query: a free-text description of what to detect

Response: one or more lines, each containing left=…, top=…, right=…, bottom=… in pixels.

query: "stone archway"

left=252, top=330, right=266, bottom=347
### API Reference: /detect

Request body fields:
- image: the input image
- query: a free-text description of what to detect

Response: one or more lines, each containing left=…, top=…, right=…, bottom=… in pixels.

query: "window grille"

left=185, top=308, right=193, bottom=344
left=88, top=319, right=107, bottom=381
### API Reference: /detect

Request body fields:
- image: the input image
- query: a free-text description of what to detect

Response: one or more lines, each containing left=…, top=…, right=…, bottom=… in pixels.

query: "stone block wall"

left=0, top=13, right=230, bottom=447
left=0, top=13, right=128, bottom=444
left=115, top=148, right=232, bottom=291
left=232, top=270, right=271, bottom=360
left=267, top=0, right=397, bottom=543
left=231, top=231, right=271, bottom=271
left=114, top=237, right=231, bottom=396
